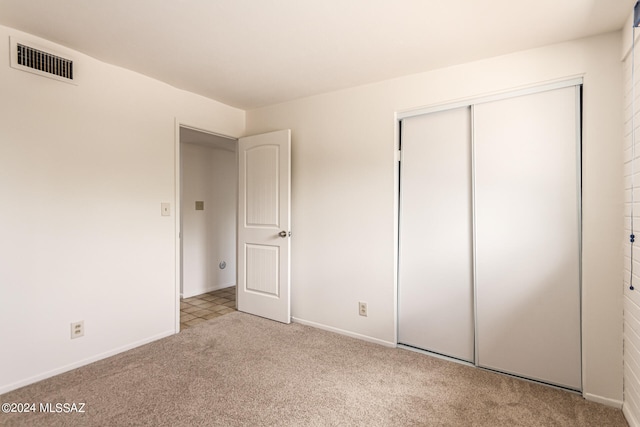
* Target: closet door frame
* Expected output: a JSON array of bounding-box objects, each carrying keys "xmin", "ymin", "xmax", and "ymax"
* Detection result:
[
  {"xmin": 397, "ymin": 78, "xmax": 583, "ymax": 121},
  {"xmin": 395, "ymin": 77, "xmax": 583, "ymax": 388}
]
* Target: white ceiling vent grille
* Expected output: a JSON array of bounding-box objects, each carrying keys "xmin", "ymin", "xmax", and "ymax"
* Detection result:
[{"xmin": 9, "ymin": 36, "xmax": 77, "ymax": 85}]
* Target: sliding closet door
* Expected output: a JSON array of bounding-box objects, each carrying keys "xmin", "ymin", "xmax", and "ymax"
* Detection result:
[
  {"xmin": 398, "ymin": 107, "xmax": 474, "ymax": 362},
  {"xmin": 474, "ymin": 86, "xmax": 581, "ymax": 390}
]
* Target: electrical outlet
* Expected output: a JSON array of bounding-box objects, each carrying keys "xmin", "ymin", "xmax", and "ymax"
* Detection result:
[
  {"xmin": 71, "ymin": 321, "xmax": 84, "ymax": 339},
  {"xmin": 359, "ymin": 302, "xmax": 367, "ymax": 317}
]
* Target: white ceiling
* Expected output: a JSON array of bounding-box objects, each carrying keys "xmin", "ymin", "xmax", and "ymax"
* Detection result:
[{"xmin": 0, "ymin": 0, "xmax": 633, "ymax": 110}]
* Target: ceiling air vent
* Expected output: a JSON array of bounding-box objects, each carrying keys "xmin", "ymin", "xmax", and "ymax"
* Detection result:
[{"xmin": 9, "ymin": 36, "xmax": 77, "ymax": 84}]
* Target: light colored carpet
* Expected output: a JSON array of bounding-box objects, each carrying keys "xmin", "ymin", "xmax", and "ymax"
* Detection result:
[{"xmin": 0, "ymin": 312, "xmax": 628, "ymax": 426}]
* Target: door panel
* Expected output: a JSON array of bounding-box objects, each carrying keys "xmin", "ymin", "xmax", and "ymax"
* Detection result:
[
  {"xmin": 398, "ymin": 107, "xmax": 474, "ymax": 362},
  {"xmin": 246, "ymin": 145, "xmax": 280, "ymax": 227},
  {"xmin": 474, "ymin": 87, "xmax": 581, "ymax": 390},
  {"xmin": 238, "ymin": 130, "xmax": 291, "ymax": 324},
  {"xmin": 245, "ymin": 244, "xmax": 280, "ymax": 296}
]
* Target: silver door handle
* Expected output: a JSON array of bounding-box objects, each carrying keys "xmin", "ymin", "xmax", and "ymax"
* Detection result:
[{"xmin": 279, "ymin": 231, "xmax": 291, "ymax": 238}]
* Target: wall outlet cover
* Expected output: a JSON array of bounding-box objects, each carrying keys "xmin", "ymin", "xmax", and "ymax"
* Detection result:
[
  {"xmin": 71, "ymin": 321, "xmax": 84, "ymax": 339},
  {"xmin": 359, "ymin": 302, "xmax": 367, "ymax": 317}
]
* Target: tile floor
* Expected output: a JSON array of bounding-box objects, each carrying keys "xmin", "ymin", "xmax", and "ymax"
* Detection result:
[{"xmin": 180, "ymin": 286, "xmax": 237, "ymax": 330}]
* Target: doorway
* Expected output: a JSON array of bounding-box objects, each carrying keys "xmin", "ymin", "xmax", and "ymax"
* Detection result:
[{"xmin": 178, "ymin": 125, "xmax": 238, "ymax": 330}]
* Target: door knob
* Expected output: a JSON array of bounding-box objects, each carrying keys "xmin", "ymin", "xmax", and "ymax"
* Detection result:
[{"xmin": 279, "ymin": 231, "xmax": 290, "ymax": 238}]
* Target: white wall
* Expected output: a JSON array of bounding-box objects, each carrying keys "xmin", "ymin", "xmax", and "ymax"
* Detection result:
[
  {"xmin": 622, "ymin": 9, "xmax": 640, "ymax": 427},
  {"xmin": 181, "ymin": 142, "xmax": 236, "ymax": 298},
  {"xmin": 0, "ymin": 25, "xmax": 244, "ymax": 394},
  {"xmin": 247, "ymin": 32, "xmax": 624, "ymax": 404}
]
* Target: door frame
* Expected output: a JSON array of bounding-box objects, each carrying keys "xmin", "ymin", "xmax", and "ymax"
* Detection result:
[
  {"xmin": 174, "ymin": 119, "xmax": 239, "ymax": 333},
  {"xmin": 394, "ymin": 76, "xmax": 584, "ymax": 384}
]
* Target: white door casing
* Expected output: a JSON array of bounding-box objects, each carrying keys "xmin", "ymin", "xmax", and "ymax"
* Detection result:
[
  {"xmin": 397, "ymin": 82, "xmax": 582, "ymax": 391},
  {"xmin": 237, "ymin": 129, "xmax": 291, "ymax": 324}
]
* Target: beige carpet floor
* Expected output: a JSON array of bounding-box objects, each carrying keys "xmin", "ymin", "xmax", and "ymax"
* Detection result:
[{"xmin": 0, "ymin": 312, "xmax": 629, "ymax": 426}]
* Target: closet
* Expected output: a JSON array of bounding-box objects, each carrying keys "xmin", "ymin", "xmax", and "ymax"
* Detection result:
[{"xmin": 398, "ymin": 82, "xmax": 582, "ymax": 391}]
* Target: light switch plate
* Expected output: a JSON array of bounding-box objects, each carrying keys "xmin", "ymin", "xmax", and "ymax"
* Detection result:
[
  {"xmin": 195, "ymin": 201, "xmax": 204, "ymax": 211},
  {"xmin": 161, "ymin": 203, "xmax": 171, "ymax": 216}
]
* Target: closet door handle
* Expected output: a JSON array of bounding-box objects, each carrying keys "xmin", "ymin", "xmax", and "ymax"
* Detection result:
[{"xmin": 279, "ymin": 231, "xmax": 288, "ymax": 238}]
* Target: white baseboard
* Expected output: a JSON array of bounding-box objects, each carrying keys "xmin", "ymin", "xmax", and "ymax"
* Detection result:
[
  {"xmin": 624, "ymin": 403, "xmax": 640, "ymax": 427},
  {"xmin": 583, "ymin": 392, "xmax": 623, "ymax": 409},
  {"xmin": 0, "ymin": 329, "xmax": 175, "ymax": 395},
  {"xmin": 291, "ymin": 317, "xmax": 395, "ymax": 348},
  {"xmin": 182, "ymin": 282, "xmax": 235, "ymax": 299}
]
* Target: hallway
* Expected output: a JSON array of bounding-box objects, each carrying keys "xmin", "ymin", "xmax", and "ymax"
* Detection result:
[{"xmin": 180, "ymin": 286, "xmax": 236, "ymax": 329}]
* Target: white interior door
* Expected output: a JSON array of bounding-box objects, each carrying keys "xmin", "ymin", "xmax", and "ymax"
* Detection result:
[
  {"xmin": 474, "ymin": 86, "xmax": 581, "ymax": 390},
  {"xmin": 237, "ymin": 129, "xmax": 291, "ymax": 324},
  {"xmin": 398, "ymin": 106, "xmax": 475, "ymax": 362}
]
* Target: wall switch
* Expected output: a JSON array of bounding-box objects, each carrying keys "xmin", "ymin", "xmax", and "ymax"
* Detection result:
[
  {"xmin": 71, "ymin": 321, "xmax": 84, "ymax": 339},
  {"xmin": 161, "ymin": 203, "xmax": 171, "ymax": 216},
  {"xmin": 195, "ymin": 201, "xmax": 204, "ymax": 210},
  {"xmin": 359, "ymin": 302, "xmax": 367, "ymax": 317}
]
